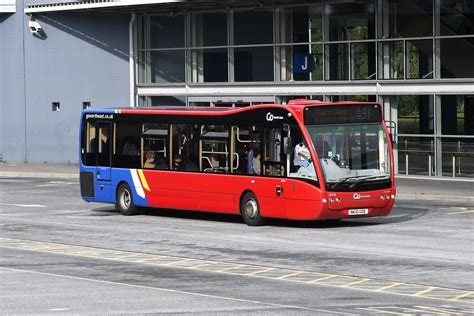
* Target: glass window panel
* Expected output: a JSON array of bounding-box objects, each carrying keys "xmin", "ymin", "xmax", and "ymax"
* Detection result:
[
  {"xmin": 191, "ymin": 49, "xmax": 228, "ymax": 83},
  {"xmin": 325, "ymin": 43, "xmax": 349, "ymax": 80},
  {"xmin": 398, "ymin": 136, "xmax": 435, "ymax": 176},
  {"xmin": 234, "ymin": 47, "xmax": 274, "ymax": 82},
  {"xmin": 440, "ymin": 37, "xmax": 474, "ymax": 78},
  {"xmin": 441, "ymin": 95, "xmax": 474, "ymax": 135},
  {"xmin": 149, "ymin": 96, "xmax": 186, "ymax": 107},
  {"xmin": 407, "ymin": 40, "xmax": 433, "ymax": 79},
  {"xmin": 234, "ymin": 10, "xmax": 273, "ymax": 45},
  {"xmin": 329, "ymin": 95, "xmax": 376, "ymax": 102},
  {"xmin": 380, "ymin": 0, "xmax": 433, "ymax": 38},
  {"xmin": 150, "ymin": 15, "xmax": 185, "ymax": 49},
  {"xmin": 325, "ymin": 0, "xmax": 375, "ymax": 41},
  {"xmin": 150, "ymin": 50, "xmax": 185, "ymax": 83},
  {"xmin": 440, "ymin": 0, "xmax": 474, "ymax": 36},
  {"xmin": 138, "ymin": 16, "xmax": 147, "ymax": 50},
  {"xmin": 190, "ymin": 12, "xmax": 227, "ymax": 47},
  {"xmin": 279, "ymin": 5, "xmax": 322, "ymax": 43},
  {"xmin": 378, "ymin": 41, "xmax": 404, "ymax": 79},
  {"xmin": 279, "ymin": 44, "xmax": 323, "ymax": 81},
  {"xmin": 351, "ymin": 42, "xmax": 376, "ymax": 80},
  {"xmin": 398, "ymin": 95, "xmax": 434, "ymax": 134},
  {"xmin": 441, "ymin": 138, "xmax": 474, "ymax": 178}
]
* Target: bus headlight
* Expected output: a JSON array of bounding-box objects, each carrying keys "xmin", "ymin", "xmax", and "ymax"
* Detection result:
[
  {"xmin": 335, "ymin": 197, "xmax": 341, "ymax": 203},
  {"xmin": 329, "ymin": 197, "xmax": 334, "ymax": 203},
  {"xmin": 380, "ymin": 195, "xmax": 385, "ymax": 200},
  {"xmin": 391, "ymin": 194, "xmax": 396, "ymax": 199},
  {"xmin": 322, "ymin": 198, "xmax": 328, "ymax": 204}
]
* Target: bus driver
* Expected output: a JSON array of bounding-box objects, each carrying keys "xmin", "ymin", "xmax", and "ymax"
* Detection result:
[{"xmin": 294, "ymin": 142, "xmax": 316, "ymax": 179}]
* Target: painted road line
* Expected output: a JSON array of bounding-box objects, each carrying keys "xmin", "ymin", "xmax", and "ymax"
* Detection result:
[
  {"xmin": 0, "ymin": 203, "xmax": 46, "ymax": 208},
  {"xmin": 340, "ymin": 278, "xmax": 371, "ymax": 288},
  {"xmin": 275, "ymin": 271, "xmax": 305, "ymax": 280},
  {"xmin": 447, "ymin": 210, "xmax": 474, "ymax": 215},
  {"xmin": 414, "ymin": 287, "xmax": 436, "ymax": 296},
  {"xmin": 0, "ymin": 237, "xmax": 472, "ymax": 304}
]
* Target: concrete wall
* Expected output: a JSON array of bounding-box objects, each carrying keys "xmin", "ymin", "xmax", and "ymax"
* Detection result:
[
  {"xmin": 0, "ymin": 0, "xmax": 26, "ymax": 162},
  {"xmin": 0, "ymin": 1, "xmax": 130, "ymax": 163}
]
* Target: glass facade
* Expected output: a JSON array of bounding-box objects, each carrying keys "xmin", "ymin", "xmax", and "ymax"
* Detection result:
[{"xmin": 135, "ymin": 0, "xmax": 474, "ymax": 178}]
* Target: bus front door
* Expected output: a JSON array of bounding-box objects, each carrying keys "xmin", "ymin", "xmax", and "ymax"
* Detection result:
[{"xmin": 94, "ymin": 122, "xmax": 113, "ymax": 202}]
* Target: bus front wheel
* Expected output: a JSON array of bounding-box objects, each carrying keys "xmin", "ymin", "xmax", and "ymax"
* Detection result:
[
  {"xmin": 240, "ymin": 192, "xmax": 266, "ymax": 226},
  {"xmin": 116, "ymin": 183, "xmax": 139, "ymax": 216}
]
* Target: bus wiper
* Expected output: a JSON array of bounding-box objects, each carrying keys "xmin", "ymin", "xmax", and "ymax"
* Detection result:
[
  {"xmin": 329, "ymin": 175, "xmax": 389, "ymax": 190},
  {"xmin": 329, "ymin": 176, "xmax": 366, "ymax": 190}
]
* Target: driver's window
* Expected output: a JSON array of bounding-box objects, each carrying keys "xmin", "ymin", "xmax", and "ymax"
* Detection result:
[{"xmin": 289, "ymin": 127, "xmax": 318, "ymax": 181}]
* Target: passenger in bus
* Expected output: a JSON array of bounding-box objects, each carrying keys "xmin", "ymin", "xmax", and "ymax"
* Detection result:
[
  {"xmin": 122, "ymin": 139, "xmax": 138, "ymax": 155},
  {"xmin": 210, "ymin": 154, "xmax": 220, "ymax": 169},
  {"xmin": 154, "ymin": 154, "xmax": 168, "ymax": 169},
  {"xmin": 185, "ymin": 154, "xmax": 199, "ymax": 171},
  {"xmin": 252, "ymin": 150, "xmax": 261, "ymax": 175},
  {"xmin": 143, "ymin": 151, "xmax": 155, "ymax": 169},
  {"xmin": 173, "ymin": 154, "xmax": 184, "ymax": 170}
]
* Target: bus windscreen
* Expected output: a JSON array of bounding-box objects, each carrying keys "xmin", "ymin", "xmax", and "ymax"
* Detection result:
[{"xmin": 304, "ymin": 104, "xmax": 382, "ymax": 125}]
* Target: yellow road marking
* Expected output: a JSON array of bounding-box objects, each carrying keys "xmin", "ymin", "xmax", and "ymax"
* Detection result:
[
  {"xmin": 275, "ymin": 271, "xmax": 304, "ymax": 280},
  {"xmin": 341, "ymin": 278, "xmax": 371, "ymax": 288},
  {"xmin": 447, "ymin": 210, "xmax": 474, "ymax": 215},
  {"xmin": 414, "ymin": 287, "xmax": 436, "ymax": 296},
  {"xmin": 377, "ymin": 282, "xmax": 403, "ymax": 291},
  {"xmin": 215, "ymin": 264, "xmax": 247, "ymax": 273},
  {"xmin": 245, "ymin": 268, "xmax": 275, "ymax": 276},
  {"xmin": 308, "ymin": 275, "xmax": 338, "ymax": 284},
  {"xmin": 453, "ymin": 291, "xmax": 473, "ymax": 301},
  {"xmin": 1, "ymin": 237, "xmax": 472, "ymax": 305}
]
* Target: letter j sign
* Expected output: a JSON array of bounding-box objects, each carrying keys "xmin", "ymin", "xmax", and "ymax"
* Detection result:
[{"xmin": 293, "ymin": 53, "xmax": 314, "ymax": 74}]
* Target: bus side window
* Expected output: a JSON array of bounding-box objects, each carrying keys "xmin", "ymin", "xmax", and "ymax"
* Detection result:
[
  {"xmin": 200, "ymin": 125, "xmax": 230, "ymax": 173},
  {"xmin": 113, "ymin": 122, "xmax": 141, "ymax": 169},
  {"xmin": 171, "ymin": 123, "xmax": 199, "ymax": 171},
  {"xmin": 84, "ymin": 120, "xmax": 97, "ymax": 166},
  {"xmin": 143, "ymin": 123, "xmax": 169, "ymax": 170},
  {"xmin": 233, "ymin": 126, "xmax": 262, "ymax": 175}
]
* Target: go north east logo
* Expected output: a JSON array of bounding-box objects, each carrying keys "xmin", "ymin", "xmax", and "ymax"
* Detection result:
[
  {"xmin": 353, "ymin": 193, "xmax": 371, "ymax": 200},
  {"xmin": 266, "ymin": 112, "xmax": 284, "ymax": 122}
]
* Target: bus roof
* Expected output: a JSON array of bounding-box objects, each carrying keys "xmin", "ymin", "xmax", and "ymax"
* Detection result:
[{"xmin": 82, "ymin": 100, "xmax": 380, "ymax": 117}]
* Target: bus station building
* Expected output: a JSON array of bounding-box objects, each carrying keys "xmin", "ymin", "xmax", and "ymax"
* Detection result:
[{"xmin": 0, "ymin": 0, "xmax": 473, "ymax": 178}]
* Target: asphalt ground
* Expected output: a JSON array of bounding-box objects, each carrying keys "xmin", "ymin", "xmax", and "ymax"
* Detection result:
[{"xmin": 0, "ymin": 176, "xmax": 473, "ymax": 315}]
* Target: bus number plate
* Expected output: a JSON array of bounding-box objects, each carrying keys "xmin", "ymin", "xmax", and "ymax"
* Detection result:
[{"xmin": 348, "ymin": 208, "xmax": 369, "ymax": 216}]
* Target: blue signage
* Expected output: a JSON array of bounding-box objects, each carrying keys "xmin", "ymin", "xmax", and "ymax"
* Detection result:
[{"xmin": 293, "ymin": 53, "xmax": 314, "ymax": 74}]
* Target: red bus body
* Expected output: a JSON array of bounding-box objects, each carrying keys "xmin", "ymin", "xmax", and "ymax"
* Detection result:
[{"xmin": 80, "ymin": 100, "xmax": 396, "ymax": 222}]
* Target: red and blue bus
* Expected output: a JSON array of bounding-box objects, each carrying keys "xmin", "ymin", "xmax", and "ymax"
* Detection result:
[{"xmin": 80, "ymin": 100, "xmax": 395, "ymax": 225}]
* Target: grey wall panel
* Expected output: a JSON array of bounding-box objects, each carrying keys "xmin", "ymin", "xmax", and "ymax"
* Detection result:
[
  {"xmin": 0, "ymin": 1, "xmax": 26, "ymax": 162},
  {"xmin": 23, "ymin": 13, "xmax": 130, "ymax": 163}
]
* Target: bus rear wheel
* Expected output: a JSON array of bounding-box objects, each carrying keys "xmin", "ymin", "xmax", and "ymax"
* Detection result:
[
  {"xmin": 116, "ymin": 183, "xmax": 139, "ymax": 216},
  {"xmin": 240, "ymin": 192, "xmax": 266, "ymax": 226}
]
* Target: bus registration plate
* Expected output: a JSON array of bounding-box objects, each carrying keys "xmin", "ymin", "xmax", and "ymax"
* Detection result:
[{"xmin": 348, "ymin": 208, "xmax": 369, "ymax": 216}]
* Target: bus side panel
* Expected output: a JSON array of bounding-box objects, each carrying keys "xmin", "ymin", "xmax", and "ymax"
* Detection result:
[
  {"xmin": 111, "ymin": 168, "xmax": 150, "ymax": 207},
  {"xmin": 141, "ymin": 171, "xmax": 234, "ymax": 213},
  {"xmin": 284, "ymin": 179, "xmax": 324, "ymax": 220},
  {"xmin": 137, "ymin": 170, "xmax": 287, "ymax": 218}
]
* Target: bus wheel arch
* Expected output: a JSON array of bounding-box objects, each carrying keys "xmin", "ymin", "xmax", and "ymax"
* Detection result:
[
  {"xmin": 239, "ymin": 190, "xmax": 266, "ymax": 226},
  {"xmin": 116, "ymin": 182, "xmax": 140, "ymax": 216}
]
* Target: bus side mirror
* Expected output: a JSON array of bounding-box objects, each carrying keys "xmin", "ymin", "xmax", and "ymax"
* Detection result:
[{"xmin": 283, "ymin": 137, "xmax": 292, "ymax": 155}]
